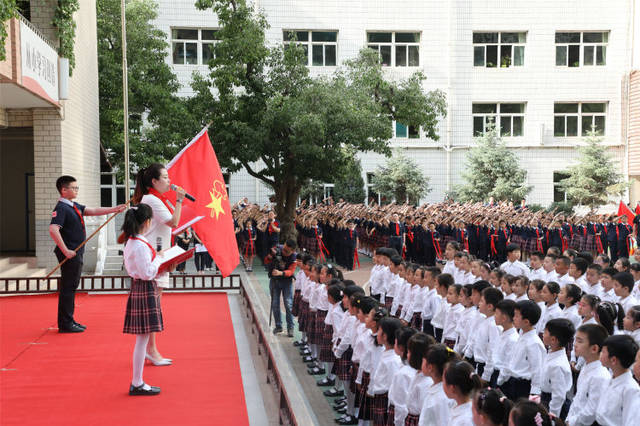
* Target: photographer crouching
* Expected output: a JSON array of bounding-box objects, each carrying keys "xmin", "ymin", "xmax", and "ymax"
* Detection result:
[{"xmin": 264, "ymin": 238, "xmax": 298, "ymax": 336}]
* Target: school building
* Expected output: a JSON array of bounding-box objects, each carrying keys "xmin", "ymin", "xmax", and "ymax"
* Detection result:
[
  {"xmin": 0, "ymin": 1, "xmax": 102, "ymax": 269},
  {"xmin": 152, "ymin": 0, "xmax": 638, "ymax": 207}
]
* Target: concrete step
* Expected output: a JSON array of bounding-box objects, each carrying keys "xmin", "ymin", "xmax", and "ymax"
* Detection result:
[
  {"xmin": 0, "ymin": 262, "xmax": 29, "ymax": 278},
  {"xmin": 0, "ymin": 258, "xmax": 11, "ymax": 269}
]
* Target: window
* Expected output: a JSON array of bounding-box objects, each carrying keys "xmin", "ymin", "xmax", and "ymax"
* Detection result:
[
  {"xmin": 366, "ymin": 173, "xmax": 380, "ymax": 205},
  {"xmin": 553, "ymin": 102, "xmax": 606, "ymax": 136},
  {"xmin": 553, "ymin": 172, "xmax": 570, "ymax": 202},
  {"xmin": 367, "ymin": 32, "xmax": 420, "ymax": 67},
  {"xmin": 394, "ymin": 121, "xmax": 419, "ymax": 139},
  {"xmin": 473, "ymin": 32, "xmax": 526, "ymax": 68},
  {"xmin": 555, "ymin": 32, "xmax": 608, "ymax": 67},
  {"xmin": 171, "ymin": 28, "xmax": 219, "ymax": 65},
  {"xmin": 472, "ymin": 103, "xmax": 525, "ymax": 137},
  {"xmin": 283, "ymin": 30, "xmax": 337, "ymax": 66}
]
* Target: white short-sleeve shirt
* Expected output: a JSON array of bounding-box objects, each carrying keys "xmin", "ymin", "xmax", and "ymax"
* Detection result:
[{"xmin": 141, "ymin": 193, "xmax": 174, "ymax": 288}]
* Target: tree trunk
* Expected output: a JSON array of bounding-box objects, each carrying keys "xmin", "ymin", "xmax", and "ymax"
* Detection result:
[{"xmin": 273, "ymin": 178, "xmax": 301, "ymax": 244}]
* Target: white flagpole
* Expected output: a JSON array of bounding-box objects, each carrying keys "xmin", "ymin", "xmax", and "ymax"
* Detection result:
[{"xmin": 121, "ymin": 0, "xmax": 130, "ymax": 197}]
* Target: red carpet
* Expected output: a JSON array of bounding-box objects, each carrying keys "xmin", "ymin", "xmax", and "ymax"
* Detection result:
[{"xmin": 1, "ymin": 292, "xmax": 249, "ymax": 426}]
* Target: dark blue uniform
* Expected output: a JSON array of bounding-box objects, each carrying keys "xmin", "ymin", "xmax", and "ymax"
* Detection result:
[{"xmin": 50, "ymin": 199, "xmax": 86, "ymax": 329}]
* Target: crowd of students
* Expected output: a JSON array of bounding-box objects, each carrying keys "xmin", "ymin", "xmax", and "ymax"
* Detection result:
[{"xmin": 287, "ymin": 241, "xmax": 640, "ymax": 426}]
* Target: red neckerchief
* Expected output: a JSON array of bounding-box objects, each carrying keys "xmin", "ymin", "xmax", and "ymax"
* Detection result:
[
  {"xmin": 407, "ymin": 226, "xmax": 414, "ymax": 243},
  {"xmin": 568, "ymin": 224, "xmax": 574, "ymax": 238},
  {"xmin": 593, "ymin": 224, "xmax": 604, "ymax": 254},
  {"xmin": 245, "ymin": 229, "xmax": 255, "ymax": 256},
  {"xmin": 431, "ymin": 231, "xmax": 442, "ymax": 259},
  {"xmin": 349, "ymin": 229, "xmax": 353, "ymax": 239},
  {"xmin": 269, "ymin": 220, "xmax": 278, "ymax": 234},
  {"xmin": 535, "ymin": 228, "xmax": 543, "ymax": 251},
  {"xmin": 395, "ymin": 223, "xmax": 400, "ymax": 236},
  {"xmin": 559, "ymin": 229, "xmax": 567, "ymax": 252},
  {"xmin": 148, "ymin": 188, "xmax": 175, "ymax": 214},
  {"xmin": 129, "ymin": 236, "xmax": 156, "ymax": 261},
  {"xmin": 72, "ymin": 204, "xmax": 85, "ymax": 228}
]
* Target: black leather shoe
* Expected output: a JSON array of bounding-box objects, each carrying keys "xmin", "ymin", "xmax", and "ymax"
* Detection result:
[
  {"xmin": 317, "ymin": 377, "xmax": 335, "ymax": 386},
  {"xmin": 332, "ymin": 400, "xmax": 347, "ymax": 409},
  {"xmin": 307, "ymin": 366, "xmax": 326, "ymax": 375},
  {"xmin": 273, "ymin": 326, "xmax": 283, "ymax": 334},
  {"xmin": 59, "ymin": 324, "xmax": 85, "ymax": 333},
  {"xmin": 287, "ymin": 329, "xmax": 294, "ymax": 337},
  {"xmin": 129, "ymin": 383, "xmax": 161, "ymax": 396},
  {"xmin": 300, "ymin": 349, "xmax": 312, "ymax": 356},
  {"xmin": 302, "ymin": 355, "xmax": 316, "ymax": 363},
  {"xmin": 293, "ymin": 340, "xmax": 305, "ymax": 347},
  {"xmin": 325, "ymin": 387, "xmax": 344, "ymax": 397},
  {"xmin": 336, "ymin": 415, "xmax": 358, "ymax": 425},
  {"xmin": 73, "ymin": 322, "xmax": 87, "ymax": 329},
  {"xmin": 335, "ymin": 407, "xmax": 347, "ymax": 414}
]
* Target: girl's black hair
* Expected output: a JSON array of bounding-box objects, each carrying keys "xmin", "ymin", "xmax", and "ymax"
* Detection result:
[
  {"xmin": 312, "ymin": 264, "xmax": 323, "ymax": 274},
  {"xmin": 379, "ymin": 317, "xmax": 403, "ymax": 346},
  {"xmin": 544, "ymin": 281, "xmax": 560, "ymax": 295},
  {"xmin": 510, "ymin": 400, "xmax": 566, "ymax": 426},
  {"xmin": 424, "ymin": 343, "xmax": 458, "ymax": 377},
  {"xmin": 327, "ymin": 284, "xmax": 342, "ymax": 303},
  {"xmin": 407, "ymin": 333, "xmax": 435, "ymax": 370},
  {"xmin": 628, "ymin": 305, "xmax": 640, "ymax": 323},
  {"xmin": 595, "ymin": 301, "xmax": 624, "ymax": 336},
  {"xmin": 450, "ymin": 284, "xmax": 463, "ymax": 295},
  {"xmin": 563, "ymin": 283, "xmax": 582, "ymax": 306},
  {"xmin": 395, "ymin": 327, "xmax": 417, "ymax": 361},
  {"xmin": 462, "ymin": 284, "xmax": 473, "ymax": 298},
  {"xmin": 473, "ymin": 388, "xmax": 513, "ymax": 426},
  {"xmin": 343, "ymin": 284, "xmax": 364, "ymax": 298},
  {"xmin": 617, "ymin": 257, "xmax": 631, "ymax": 271},
  {"xmin": 132, "ymin": 163, "xmax": 165, "ymax": 203},
  {"xmin": 323, "ymin": 264, "xmax": 343, "ymax": 281},
  {"xmin": 121, "ymin": 204, "xmax": 153, "ymax": 240},
  {"xmin": 580, "ymin": 294, "xmax": 600, "ymax": 311},
  {"xmin": 443, "ymin": 360, "xmax": 482, "ymax": 397}
]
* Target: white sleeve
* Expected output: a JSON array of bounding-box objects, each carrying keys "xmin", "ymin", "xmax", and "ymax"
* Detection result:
[
  {"xmin": 548, "ymin": 365, "xmax": 569, "ymax": 417},
  {"xmin": 143, "ymin": 194, "xmax": 173, "ymax": 225},
  {"xmin": 529, "ymin": 342, "xmax": 545, "ymax": 395},
  {"xmin": 622, "ymin": 385, "xmax": 640, "ymax": 426},
  {"xmin": 482, "ymin": 325, "xmax": 500, "ymax": 381}
]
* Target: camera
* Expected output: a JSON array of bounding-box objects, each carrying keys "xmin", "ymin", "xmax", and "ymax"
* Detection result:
[{"xmin": 270, "ymin": 247, "xmax": 286, "ymax": 275}]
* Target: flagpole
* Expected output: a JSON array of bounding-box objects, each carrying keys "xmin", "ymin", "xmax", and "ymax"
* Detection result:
[{"xmin": 121, "ymin": 0, "xmax": 131, "ymax": 198}]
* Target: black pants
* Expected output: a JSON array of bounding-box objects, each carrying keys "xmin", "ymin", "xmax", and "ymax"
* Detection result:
[
  {"xmin": 57, "ymin": 254, "xmax": 83, "ymax": 328},
  {"xmin": 389, "ymin": 236, "xmax": 403, "ymax": 256},
  {"xmin": 195, "ymin": 252, "xmax": 207, "ymax": 271},
  {"xmin": 501, "ymin": 377, "xmax": 531, "ymax": 402}
]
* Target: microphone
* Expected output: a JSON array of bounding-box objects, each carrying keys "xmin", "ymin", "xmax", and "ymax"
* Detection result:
[
  {"xmin": 156, "ymin": 237, "xmax": 162, "ymax": 252},
  {"xmin": 170, "ymin": 184, "xmax": 196, "ymax": 202}
]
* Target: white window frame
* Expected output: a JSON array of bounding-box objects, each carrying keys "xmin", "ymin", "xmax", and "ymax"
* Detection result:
[
  {"xmin": 367, "ymin": 32, "xmax": 421, "ymax": 67},
  {"xmin": 283, "ymin": 30, "xmax": 338, "ymax": 67},
  {"xmin": 171, "ymin": 28, "xmax": 219, "ymax": 65},
  {"xmin": 473, "ymin": 32, "xmax": 526, "ymax": 68},
  {"xmin": 472, "ymin": 103, "xmax": 525, "ymax": 137},
  {"xmin": 555, "ymin": 31, "xmax": 608, "ymax": 67},
  {"xmin": 553, "ymin": 102, "xmax": 607, "ymax": 137}
]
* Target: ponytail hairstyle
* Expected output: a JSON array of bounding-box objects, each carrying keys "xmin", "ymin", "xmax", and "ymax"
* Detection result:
[
  {"xmin": 378, "ymin": 317, "xmax": 403, "ymax": 347},
  {"xmin": 132, "ymin": 163, "xmax": 165, "ymax": 204},
  {"xmin": 443, "ymin": 360, "xmax": 482, "ymax": 397},
  {"xmin": 407, "ymin": 333, "xmax": 435, "ymax": 370},
  {"xmin": 120, "ymin": 204, "xmax": 153, "ymax": 241},
  {"xmin": 473, "ymin": 388, "xmax": 513, "ymax": 426},
  {"xmin": 425, "ymin": 343, "xmax": 459, "ymax": 377},
  {"xmin": 395, "ymin": 327, "xmax": 418, "ymax": 361},
  {"xmin": 509, "ymin": 400, "xmax": 566, "ymax": 426},
  {"xmin": 596, "ymin": 301, "xmax": 618, "ymax": 335},
  {"xmin": 323, "ymin": 264, "xmax": 343, "ymax": 281}
]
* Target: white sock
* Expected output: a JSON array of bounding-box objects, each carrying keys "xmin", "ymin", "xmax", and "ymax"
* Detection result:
[
  {"xmin": 132, "ymin": 334, "xmax": 151, "ymax": 389},
  {"xmin": 326, "ymin": 362, "xmax": 335, "ymax": 379},
  {"xmin": 346, "ymin": 388, "xmax": 356, "ymax": 415}
]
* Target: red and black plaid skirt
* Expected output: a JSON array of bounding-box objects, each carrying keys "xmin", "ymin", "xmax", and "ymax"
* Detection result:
[
  {"xmin": 386, "ymin": 404, "xmax": 396, "ymax": 426},
  {"xmin": 410, "ymin": 312, "xmax": 422, "ymax": 330},
  {"xmin": 311, "ymin": 309, "xmax": 327, "ymax": 345},
  {"xmin": 404, "ymin": 413, "xmax": 420, "ymax": 426},
  {"xmin": 298, "ymin": 300, "xmax": 309, "ymax": 332},
  {"xmin": 524, "ymin": 237, "xmax": 540, "ymax": 253},
  {"xmin": 123, "ymin": 279, "xmax": 164, "ymax": 335},
  {"xmin": 350, "ymin": 362, "xmax": 360, "ymax": 398},
  {"xmin": 336, "ymin": 347, "xmax": 353, "ymax": 381},
  {"xmin": 357, "ymin": 372, "xmax": 372, "ymax": 420},
  {"xmin": 371, "ymin": 392, "xmax": 389, "ymax": 425},
  {"xmin": 319, "ymin": 323, "xmax": 335, "ymax": 362},
  {"xmin": 292, "ymin": 289, "xmax": 302, "ymax": 317},
  {"xmin": 570, "ymin": 234, "xmax": 584, "ymax": 251},
  {"xmin": 585, "ymin": 235, "xmax": 598, "ymax": 252},
  {"xmin": 307, "ymin": 310, "xmax": 318, "ymax": 341}
]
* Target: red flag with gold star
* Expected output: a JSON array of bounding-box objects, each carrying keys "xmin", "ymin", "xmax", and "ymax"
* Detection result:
[{"xmin": 165, "ymin": 128, "xmax": 239, "ymax": 276}]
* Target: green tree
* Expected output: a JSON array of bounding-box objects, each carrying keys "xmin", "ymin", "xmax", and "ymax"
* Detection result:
[
  {"xmin": 456, "ymin": 125, "xmax": 532, "ymax": 202},
  {"xmin": 333, "ymin": 153, "xmax": 366, "ymax": 203},
  {"xmin": 299, "ymin": 180, "xmax": 324, "ymax": 204},
  {"xmin": 191, "ymin": 0, "xmax": 446, "ymax": 240},
  {"xmin": 0, "ymin": 1, "xmax": 17, "ymax": 61},
  {"xmin": 371, "ymin": 149, "xmax": 431, "ymax": 204},
  {"xmin": 98, "ymin": 0, "xmax": 198, "ymax": 174},
  {"xmin": 559, "ymin": 129, "xmax": 625, "ymax": 208}
]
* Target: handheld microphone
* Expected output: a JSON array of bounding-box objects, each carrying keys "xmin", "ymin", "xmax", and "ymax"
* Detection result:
[
  {"xmin": 156, "ymin": 237, "xmax": 163, "ymax": 252},
  {"xmin": 170, "ymin": 184, "xmax": 196, "ymax": 202}
]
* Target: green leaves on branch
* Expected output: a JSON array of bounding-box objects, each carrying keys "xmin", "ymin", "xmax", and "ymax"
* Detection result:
[
  {"xmin": 455, "ymin": 125, "xmax": 532, "ymax": 203},
  {"xmin": 371, "ymin": 149, "xmax": 431, "ymax": 205},
  {"xmin": 0, "ymin": 0, "xmax": 17, "ymax": 61},
  {"xmin": 558, "ymin": 128, "xmax": 626, "ymax": 209},
  {"xmin": 53, "ymin": 0, "xmax": 79, "ymax": 73}
]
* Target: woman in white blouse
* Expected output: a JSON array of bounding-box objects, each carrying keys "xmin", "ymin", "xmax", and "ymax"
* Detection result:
[{"xmin": 132, "ymin": 163, "xmax": 185, "ymax": 365}]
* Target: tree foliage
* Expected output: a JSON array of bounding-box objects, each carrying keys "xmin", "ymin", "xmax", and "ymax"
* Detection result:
[
  {"xmin": 97, "ymin": 0, "xmax": 198, "ymax": 175},
  {"xmin": 0, "ymin": 0, "xmax": 16, "ymax": 61},
  {"xmin": 192, "ymin": 0, "xmax": 446, "ymax": 239},
  {"xmin": 333, "ymin": 154, "xmax": 366, "ymax": 203},
  {"xmin": 559, "ymin": 129, "xmax": 625, "ymax": 208},
  {"xmin": 456, "ymin": 126, "xmax": 532, "ymax": 203},
  {"xmin": 371, "ymin": 149, "xmax": 431, "ymax": 204}
]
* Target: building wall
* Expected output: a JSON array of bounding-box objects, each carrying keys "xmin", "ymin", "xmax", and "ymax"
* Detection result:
[
  {"xmin": 32, "ymin": 0, "xmax": 101, "ymax": 267},
  {"xmin": 153, "ymin": 0, "xmax": 632, "ymax": 207}
]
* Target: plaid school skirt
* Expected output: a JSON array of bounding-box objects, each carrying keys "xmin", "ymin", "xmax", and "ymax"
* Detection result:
[
  {"xmin": 357, "ymin": 372, "xmax": 372, "ymax": 420},
  {"xmin": 525, "ymin": 237, "xmax": 541, "ymax": 253},
  {"xmin": 585, "ymin": 235, "xmax": 598, "ymax": 252},
  {"xmin": 336, "ymin": 347, "xmax": 353, "ymax": 381},
  {"xmin": 386, "ymin": 404, "xmax": 396, "ymax": 426},
  {"xmin": 311, "ymin": 309, "xmax": 328, "ymax": 345},
  {"xmin": 319, "ymin": 324, "xmax": 335, "ymax": 362},
  {"xmin": 570, "ymin": 234, "xmax": 584, "ymax": 250},
  {"xmin": 371, "ymin": 392, "xmax": 389, "ymax": 425},
  {"xmin": 307, "ymin": 310, "xmax": 318, "ymax": 342},
  {"xmin": 404, "ymin": 413, "xmax": 420, "ymax": 426},
  {"xmin": 511, "ymin": 234, "xmax": 523, "ymax": 250},
  {"xmin": 123, "ymin": 279, "xmax": 164, "ymax": 335},
  {"xmin": 298, "ymin": 300, "xmax": 309, "ymax": 332},
  {"xmin": 350, "ymin": 362, "xmax": 360, "ymax": 398},
  {"xmin": 410, "ymin": 312, "xmax": 422, "ymax": 330},
  {"xmin": 292, "ymin": 289, "xmax": 302, "ymax": 317}
]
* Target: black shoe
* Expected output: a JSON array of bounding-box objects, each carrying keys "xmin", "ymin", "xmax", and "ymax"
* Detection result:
[
  {"xmin": 129, "ymin": 383, "xmax": 161, "ymax": 396},
  {"xmin": 287, "ymin": 329, "xmax": 294, "ymax": 337},
  {"xmin": 332, "ymin": 400, "xmax": 347, "ymax": 409},
  {"xmin": 73, "ymin": 322, "xmax": 87, "ymax": 329},
  {"xmin": 336, "ymin": 415, "xmax": 358, "ymax": 425},
  {"xmin": 300, "ymin": 348, "xmax": 312, "ymax": 356},
  {"xmin": 273, "ymin": 326, "xmax": 283, "ymax": 334},
  {"xmin": 306, "ymin": 361, "xmax": 319, "ymax": 368},
  {"xmin": 333, "ymin": 395, "xmax": 347, "ymax": 403},
  {"xmin": 325, "ymin": 387, "xmax": 344, "ymax": 397},
  {"xmin": 293, "ymin": 340, "xmax": 305, "ymax": 347},
  {"xmin": 302, "ymin": 355, "xmax": 316, "ymax": 363},
  {"xmin": 317, "ymin": 377, "xmax": 335, "ymax": 387},
  {"xmin": 335, "ymin": 407, "xmax": 347, "ymax": 414},
  {"xmin": 59, "ymin": 324, "xmax": 85, "ymax": 333},
  {"xmin": 307, "ymin": 366, "xmax": 325, "ymax": 375}
]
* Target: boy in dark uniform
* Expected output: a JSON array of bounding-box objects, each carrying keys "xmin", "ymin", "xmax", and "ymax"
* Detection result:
[
  {"xmin": 388, "ymin": 213, "xmax": 404, "ymax": 256},
  {"xmin": 49, "ymin": 175, "xmax": 125, "ymax": 333},
  {"xmin": 345, "ymin": 220, "xmax": 358, "ymax": 270},
  {"xmin": 617, "ymin": 215, "xmax": 633, "ymax": 259}
]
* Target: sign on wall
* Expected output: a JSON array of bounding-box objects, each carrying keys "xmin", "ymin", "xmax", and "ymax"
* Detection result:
[{"xmin": 20, "ymin": 20, "xmax": 59, "ymax": 105}]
